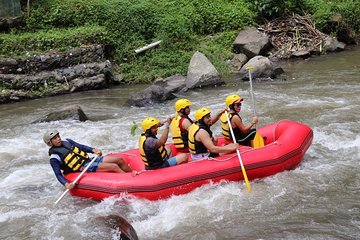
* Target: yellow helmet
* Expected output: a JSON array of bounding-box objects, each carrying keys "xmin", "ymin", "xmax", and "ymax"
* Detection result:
[
  {"xmin": 195, "ymin": 108, "xmax": 211, "ymax": 121},
  {"xmin": 225, "ymin": 94, "xmax": 243, "ymax": 107},
  {"xmin": 141, "ymin": 117, "xmax": 160, "ymax": 132},
  {"xmin": 175, "ymin": 99, "xmax": 192, "ymax": 112}
]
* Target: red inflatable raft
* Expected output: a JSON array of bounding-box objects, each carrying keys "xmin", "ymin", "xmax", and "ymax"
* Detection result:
[{"xmin": 65, "ymin": 120, "xmax": 313, "ymax": 201}]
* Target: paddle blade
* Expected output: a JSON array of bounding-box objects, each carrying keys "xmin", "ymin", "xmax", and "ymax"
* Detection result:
[
  {"xmin": 241, "ymin": 166, "xmax": 251, "ymax": 192},
  {"xmin": 253, "ymin": 131, "xmax": 265, "ymax": 148},
  {"xmin": 105, "ymin": 215, "xmax": 138, "ymax": 240}
]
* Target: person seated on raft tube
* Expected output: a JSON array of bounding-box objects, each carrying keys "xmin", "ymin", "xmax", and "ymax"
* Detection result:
[
  {"xmin": 44, "ymin": 130, "xmax": 132, "ymax": 190},
  {"xmin": 220, "ymin": 94, "xmax": 259, "ymax": 147},
  {"xmin": 188, "ymin": 108, "xmax": 238, "ymax": 161},
  {"xmin": 170, "ymin": 98, "xmax": 193, "ymax": 153},
  {"xmin": 139, "ymin": 117, "xmax": 188, "ymax": 170}
]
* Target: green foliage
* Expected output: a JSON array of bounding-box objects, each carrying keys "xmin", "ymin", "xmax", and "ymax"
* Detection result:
[
  {"xmin": 0, "ymin": 25, "xmax": 107, "ymax": 57},
  {"xmin": 304, "ymin": 0, "xmax": 360, "ymax": 36},
  {"xmin": 191, "ymin": 0, "xmax": 255, "ymax": 34},
  {"xmin": 251, "ymin": 0, "xmax": 311, "ymax": 19},
  {"xmin": 130, "ymin": 121, "xmax": 138, "ymax": 136},
  {"xmin": 252, "ymin": 0, "xmax": 286, "ymax": 19},
  {"xmin": 2, "ymin": 0, "xmax": 359, "ymax": 84},
  {"xmin": 120, "ymin": 49, "xmax": 193, "ymax": 84}
]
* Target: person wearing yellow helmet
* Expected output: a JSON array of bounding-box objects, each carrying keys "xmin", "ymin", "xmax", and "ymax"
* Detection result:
[
  {"xmin": 43, "ymin": 130, "xmax": 132, "ymax": 190},
  {"xmin": 220, "ymin": 94, "xmax": 259, "ymax": 147},
  {"xmin": 188, "ymin": 108, "xmax": 238, "ymax": 161},
  {"xmin": 170, "ymin": 99, "xmax": 194, "ymax": 153},
  {"xmin": 139, "ymin": 116, "xmax": 188, "ymax": 170}
]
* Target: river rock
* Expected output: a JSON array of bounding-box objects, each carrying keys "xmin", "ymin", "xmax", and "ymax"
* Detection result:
[
  {"xmin": 32, "ymin": 104, "xmax": 88, "ymax": 123},
  {"xmin": 0, "ymin": 45, "xmax": 105, "ymax": 74},
  {"xmin": 233, "ymin": 27, "xmax": 272, "ymax": 58},
  {"xmin": 125, "ymin": 85, "xmax": 175, "ymax": 107},
  {"xmin": 70, "ymin": 74, "xmax": 106, "ymax": 92},
  {"xmin": 154, "ymin": 75, "xmax": 186, "ymax": 93},
  {"xmin": 240, "ymin": 56, "xmax": 284, "ymax": 80},
  {"xmin": 185, "ymin": 51, "xmax": 224, "ymax": 89},
  {"xmin": 230, "ymin": 53, "xmax": 248, "ymax": 72},
  {"xmin": 0, "ymin": 61, "xmax": 116, "ymax": 103},
  {"xmin": 323, "ymin": 36, "xmax": 346, "ymax": 52},
  {"xmin": 0, "ymin": 89, "xmax": 32, "ymax": 103}
]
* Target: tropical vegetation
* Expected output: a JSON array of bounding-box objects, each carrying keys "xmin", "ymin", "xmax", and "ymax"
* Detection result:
[{"xmin": 1, "ymin": 0, "xmax": 359, "ymax": 83}]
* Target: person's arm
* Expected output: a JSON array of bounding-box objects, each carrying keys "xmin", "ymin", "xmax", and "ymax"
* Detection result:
[
  {"xmin": 232, "ymin": 115, "xmax": 258, "ymax": 133},
  {"xmin": 211, "ymin": 107, "xmax": 227, "ymax": 125},
  {"xmin": 49, "ymin": 157, "xmax": 67, "ymax": 186},
  {"xmin": 197, "ymin": 130, "xmax": 237, "ymax": 154},
  {"xmin": 156, "ymin": 117, "xmax": 173, "ymax": 147},
  {"xmin": 181, "ymin": 118, "xmax": 192, "ymax": 131}
]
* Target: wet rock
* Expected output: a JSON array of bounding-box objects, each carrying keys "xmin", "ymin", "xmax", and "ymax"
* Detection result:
[
  {"xmin": 70, "ymin": 74, "xmax": 106, "ymax": 92},
  {"xmin": 291, "ymin": 50, "xmax": 311, "ymax": 59},
  {"xmin": 0, "ymin": 89, "xmax": 32, "ymax": 103},
  {"xmin": 154, "ymin": 74, "xmax": 186, "ymax": 93},
  {"xmin": 33, "ymin": 104, "xmax": 88, "ymax": 123},
  {"xmin": 125, "ymin": 85, "xmax": 175, "ymax": 107},
  {"xmin": 240, "ymin": 56, "xmax": 284, "ymax": 80},
  {"xmin": 323, "ymin": 36, "xmax": 346, "ymax": 52}
]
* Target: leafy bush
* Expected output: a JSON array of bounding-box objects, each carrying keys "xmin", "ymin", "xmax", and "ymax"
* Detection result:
[
  {"xmin": 304, "ymin": 0, "xmax": 360, "ymax": 36},
  {"xmin": 3, "ymin": 0, "xmax": 359, "ymax": 84},
  {"xmin": 251, "ymin": 0, "xmax": 312, "ymax": 20},
  {"xmin": 0, "ymin": 25, "xmax": 107, "ymax": 57},
  {"xmin": 191, "ymin": 0, "xmax": 254, "ymax": 34}
]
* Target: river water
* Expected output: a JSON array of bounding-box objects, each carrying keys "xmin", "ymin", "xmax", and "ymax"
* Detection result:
[{"xmin": 1, "ymin": 47, "xmax": 359, "ymax": 240}]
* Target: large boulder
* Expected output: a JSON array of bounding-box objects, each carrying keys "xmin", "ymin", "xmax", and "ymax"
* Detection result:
[
  {"xmin": 323, "ymin": 36, "xmax": 346, "ymax": 52},
  {"xmin": 154, "ymin": 74, "xmax": 186, "ymax": 93},
  {"xmin": 33, "ymin": 104, "xmax": 88, "ymax": 123},
  {"xmin": 233, "ymin": 27, "xmax": 272, "ymax": 59},
  {"xmin": 185, "ymin": 51, "xmax": 224, "ymax": 89},
  {"xmin": 240, "ymin": 56, "xmax": 284, "ymax": 81},
  {"xmin": 230, "ymin": 53, "xmax": 248, "ymax": 72},
  {"xmin": 125, "ymin": 85, "xmax": 175, "ymax": 107}
]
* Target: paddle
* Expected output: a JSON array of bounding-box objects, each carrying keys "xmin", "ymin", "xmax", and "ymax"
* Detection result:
[
  {"xmin": 54, "ymin": 155, "xmax": 99, "ymax": 205},
  {"xmin": 225, "ymin": 110, "xmax": 251, "ymax": 192},
  {"xmin": 246, "ymin": 67, "xmax": 265, "ymax": 148},
  {"xmin": 106, "ymin": 215, "xmax": 139, "ymax": 240}
]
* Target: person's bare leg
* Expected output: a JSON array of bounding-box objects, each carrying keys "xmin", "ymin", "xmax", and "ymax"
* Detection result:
[
  {"xmin": 175, "ymin": 153, "xmax": 188, "ymax": 165},
  {"xmin": 97, "ymin": 162, "xmax": 123, "ymax": 172},
  {"xmin": 103, "ymin": 156, "xmax": 132, "ymax": 172}
]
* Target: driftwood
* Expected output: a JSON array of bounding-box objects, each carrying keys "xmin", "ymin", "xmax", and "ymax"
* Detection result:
[{"xmin": 260, "ymin": 14, "xmax": 326, "ymax": 58}]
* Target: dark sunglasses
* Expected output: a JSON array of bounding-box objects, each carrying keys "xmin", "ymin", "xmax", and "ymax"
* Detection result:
[{"xmin": 234, "ymin": 102, "xmax": 242, "ymax": 107}]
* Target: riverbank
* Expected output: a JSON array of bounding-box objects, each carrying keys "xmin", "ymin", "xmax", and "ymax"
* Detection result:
[{"xmin": 1, "ymin": 0, "xmax": 359, "ymax": 104}]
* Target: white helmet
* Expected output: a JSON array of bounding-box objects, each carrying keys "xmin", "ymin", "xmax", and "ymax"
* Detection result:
[{"xmin": 43, "ymin": 130, "xmax": 59, "ymax": 147}]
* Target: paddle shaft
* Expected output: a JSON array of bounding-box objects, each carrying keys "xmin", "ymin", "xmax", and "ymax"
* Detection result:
[
  {"xmin": 225, "ymin": 111, "xmax": 251, "ymax": 192},
  {"xmin": 248, "ymin": 68, "xmax": 258, "ymax": 130},
  {"xmin": 54, "ymin": 155, "xmax": 99, "ymax": 205}
]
